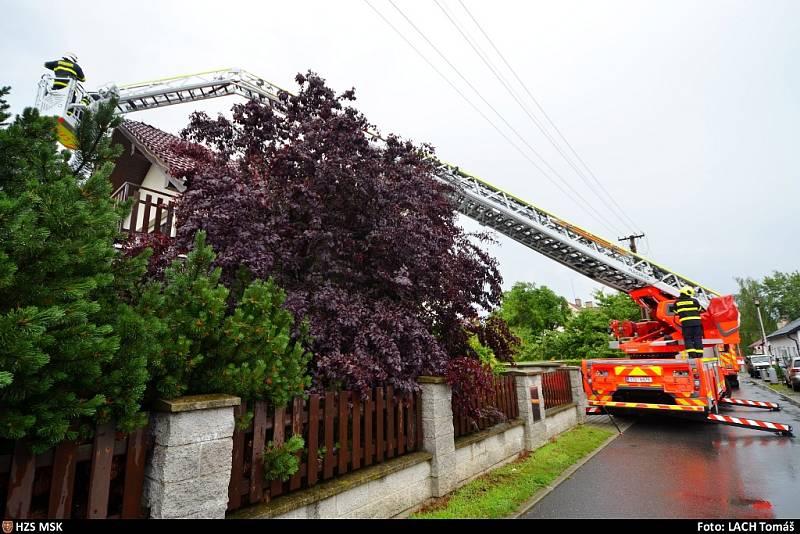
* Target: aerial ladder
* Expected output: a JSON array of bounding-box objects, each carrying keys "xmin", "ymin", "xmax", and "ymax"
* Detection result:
[{"xmin": 34, "ymin": 68, "xmax": 792, "ymax": 436}]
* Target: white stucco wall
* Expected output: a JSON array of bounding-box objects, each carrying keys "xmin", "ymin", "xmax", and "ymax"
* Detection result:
[
  {"xmin": 453, "ymin": 424, "xmax": 524, "ymax": 487},
  {"xmin": 140, "ymin": 165, "xmax": 178, "ymax": 199},
  {"xmin": 545, "ymin": 405, "xmax": 579, "ymax": 440},
  {"xmin": 273, "ymin": 459, "xmax": 433, "ymax": 519},
  {"xmin": 270, "ymin": 424, "xmax": 527, "ymax": 520}
]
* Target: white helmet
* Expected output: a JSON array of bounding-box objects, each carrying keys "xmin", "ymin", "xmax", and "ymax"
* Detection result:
[{"xmin": 64, "ymin": 52, "xmax": 78, "ymax": 63}]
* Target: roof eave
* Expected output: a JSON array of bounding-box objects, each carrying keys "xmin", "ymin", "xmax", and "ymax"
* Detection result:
[{"xmin": 117, "ymin": 123, "xmax": 187, "ymax": 193}]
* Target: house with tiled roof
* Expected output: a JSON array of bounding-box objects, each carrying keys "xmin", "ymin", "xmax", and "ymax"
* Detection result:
[
  {"xmin": 109, "ymin": 120, "xmax": 200, "ymax": 236},
  {"xmin": 765, "ymin": 317, "xmax": 800, "ymax": 366}
]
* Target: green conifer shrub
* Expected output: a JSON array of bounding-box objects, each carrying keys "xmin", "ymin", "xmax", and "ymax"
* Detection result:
[{"xmin": 0, "ymin": 88, "xmax": 154, "ymax": 450}]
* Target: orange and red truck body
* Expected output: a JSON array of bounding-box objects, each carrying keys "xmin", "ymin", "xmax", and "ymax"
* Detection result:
[
  {"xmin": 584, "ymin": 286, "xmax": 741, "ymax": 414},
  {"xmin": 583, "ymin": 357, "xmax": 727, "ymax": 414}
]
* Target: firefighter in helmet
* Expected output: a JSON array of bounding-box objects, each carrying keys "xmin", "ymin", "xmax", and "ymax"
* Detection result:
[
  {"xmin": 675, "ymin": 286, "xmax": 704, "ymax": 358},
  {"xmin": 44, "ymin": 53, "xmax": 86, "ymax": 90},
  {"xmin": 44, "ymin": 53, "xmax": 90, "ymax": 117}
]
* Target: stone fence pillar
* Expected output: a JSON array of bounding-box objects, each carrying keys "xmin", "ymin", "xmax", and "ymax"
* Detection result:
[
  {"xmin": 143, "ymin": 394, "xmax": 241, "ymax": 519},
  {"xmin": 504, "ymin": 369, "xmax": 547, "ymax": 451},
  {"xmin": 566, "ymin": 367, "xmax": 588, "ymax": 424},
  {"xmin": 418, "ymin": 376, "xmax": 457, "ymax": 497}
]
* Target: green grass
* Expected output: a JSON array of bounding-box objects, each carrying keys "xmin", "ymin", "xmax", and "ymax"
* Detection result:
[
  {"xmin": 411, "ymin": 425, "xmax": 614, "ymax": 519},
  {"xmin": 768, "ymin": 382, "xmax": 797, "ymax": 395}
]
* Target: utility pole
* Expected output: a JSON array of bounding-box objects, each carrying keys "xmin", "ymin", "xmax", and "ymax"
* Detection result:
[{"xmin": 618, "ymin": 233, "xmax": 645, "ymax": 253}]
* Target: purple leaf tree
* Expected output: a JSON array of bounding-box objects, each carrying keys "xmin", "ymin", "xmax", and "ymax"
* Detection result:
[{"xmin": 170, "ymin": 72, "xmax": 502, "ymax": 394}]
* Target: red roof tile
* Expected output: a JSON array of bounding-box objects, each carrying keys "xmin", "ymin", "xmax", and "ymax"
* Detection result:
[{"xmin": 119, "ymin": 120, "xmax": 201, "ymax": 175}]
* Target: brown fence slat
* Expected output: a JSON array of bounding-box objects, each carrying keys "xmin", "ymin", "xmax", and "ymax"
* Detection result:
[
  {"xmin": 555, "ymin": 373, "xmax": 561, "ymax": 406},
  {"xmin": 504, "ymin": 376, "xmax": 511, "ymax": 419},
  {"xmin": 48, "ymin": 439, "xmax": 78, "ymax": 519},
  {"xmin": 406, "ymin": 396, "xmax": 414, "ymax": 450},
  {"xmin": 121, "ymin": 425, "xmax": 148, "ymax": 519},
  {"xmin": 128, "ymin": 192, "xmax": 140, "ymax": 233},
  {"xmin": 477, "ymin": 392, "xmax": 485, "ymax": 430},
  {"xmin": 493, "ymin": 380, "xmax": 498, "ymax": 421},
  {"xmin": 165, "ymin": 202, "xmax": 175, "ymax": 237},
  {"xmin": 545, "ymin": 372, "xmax": 552, "ymax": 407},
  {"xmin": 153, "ymin": 198, "xmax": 164, "ymax": 235},
  {"xmin": 87, "ymin": 422, "xmax": 115, "ymax": 519},
  {"xmin": 338, "ymin": 391, "xmax": 349, "ymax": 475},
  {"xmin": 141, "ymin": 194, "xmax": 153, "ymax": 234},
  {"xmin": 496, "ymin": 377, "xmax": 503, "ymax": 419},
  {"xmin": 352, "ymin": 395, "xmax": 361, "ymax": 470},
  {"xmin": 323, "ymin": 392, "xmax": 335, "ymax": 479},
  {"xmin": 543, "ymin": 373, "xmax": 550, "ymax": 408},
  {"xmin": 510, "ymin": 376, "xmax": 517, "ymax": 419},
  {"xmin": 289, "ymin": 397, "xmax": 304, "ymax": 491},
  {"xmin": 497, "ymin": 377, "xmax": 505, "ymax": 419},
  {"xmin": 270, "ymin": 406, "xmax": 286, "ymax": 497},
  {"xmin": 364, "ymin": 391, "xmax": 373, "ymax": 467},
  {"xmin": 376, "ymin": 387, "xmax": 385, "ymax": 463},
  {"xmin": 553, "ymin": 373, "xmax": 559, "ymax": 406},
  {"xmin": 307, "ymin": 394, "xmax": 320, "ymax": 486},
  {"xmin": 396, "ymin": 398, "xmax": 405, "ymax": 456},
  {"xmin": 490, "ymin": 379, "xmax": 498, "ymax": 423},
  {"xmin": 227, "ymin": 401, "xmax": 246, "ymax": 511},
  {"xmin": 249, "ymin": 401, "xmax": 267, "ymax": 503},
  {"xmin": 5, "ymin": 440, "xmax": 36, "ymax": 519},
  {"xmin": 385, "ymin": 386, "xmax": 395, "ymax": 459},
  {"xmin": 505, "ymin": 376, "xmax": 513, "ymax": 418}
]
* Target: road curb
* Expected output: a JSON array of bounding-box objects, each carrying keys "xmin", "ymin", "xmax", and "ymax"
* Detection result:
[
  {"xmin": 510, "ymin": 420, "xmax": 631, "ymax": 519},
  {"xmin": 746, "ymin": 378, "xmax": 800, "ymax": 409}
]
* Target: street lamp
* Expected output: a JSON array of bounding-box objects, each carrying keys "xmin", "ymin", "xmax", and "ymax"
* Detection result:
[{"xmin": 754, "ymin": 299, "xmax": 771, "ymax": 362}]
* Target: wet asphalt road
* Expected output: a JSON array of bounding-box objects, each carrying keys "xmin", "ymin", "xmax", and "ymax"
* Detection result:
[{"xmin": 521, "ymin": 378, "xmax": 800, "ymax": 519}]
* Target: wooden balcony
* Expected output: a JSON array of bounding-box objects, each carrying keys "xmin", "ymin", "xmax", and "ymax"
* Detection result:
[{"xmin": 112, "ymin": 182, "xmax": 179, "ymax": 237}]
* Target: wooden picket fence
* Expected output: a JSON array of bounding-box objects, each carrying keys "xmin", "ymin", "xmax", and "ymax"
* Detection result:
[
  {"xmin": 453, "ymin": 374, "xmax": 519, "ymax": 438},
  {"xmin": 112, "ymin": 182, "xmax": 178, "ymax": 237},
  {"xmin": 227, "ymin": 387, "xmax": 422, "ymax": 512},
  {"xmin": 1, "ymin": 422, "xmax": 150, "ymax": 519},
  {"xmin": 542, "ymin": 369, "xmax": 573, "ymax": 410}
]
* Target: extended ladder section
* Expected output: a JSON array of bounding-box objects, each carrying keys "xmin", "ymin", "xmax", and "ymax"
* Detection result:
[
  {"xmin": 110, "ymin": 68, "xmax": 715, "ymax": 304},
  {"xmin": 113, "ymin": 68, "xmax": 284, "ymax": 113},
  {"xmin": 436, "ymin": 167, "xmax": 714, "ymax": 304}
]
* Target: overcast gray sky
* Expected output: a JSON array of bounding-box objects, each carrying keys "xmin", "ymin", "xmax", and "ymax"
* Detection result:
[{"xmin": 3, "ymin": 0, "xmax": 798, "ymax": 302}]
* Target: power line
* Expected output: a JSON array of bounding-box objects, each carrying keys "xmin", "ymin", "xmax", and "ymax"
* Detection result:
[
  {"xmin": 436, "ymin": 0, "xmax": 637, "ymax": 235},
  {"xmin": 362, "ymin": 0, "xmax": 607, "ymax": 228},
  {"xmin": 383, "ymin": 0, "xmax": 626, "ymax": 237},
  {"xmin": 457, "ymin": 0, "xmax": 643, "ymax": 234},
  {"xmin": 387, "ymin": 0, "xmax": 624, "ymax": 237}
]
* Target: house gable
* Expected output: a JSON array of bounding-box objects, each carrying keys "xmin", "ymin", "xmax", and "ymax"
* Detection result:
[
  {"xmin": 108, "ymin": 129, "xmax": 153, "ymax": 194},
  {"xmin": 110, "ymin": 120, "xmax": 202, "ymax": 196}
]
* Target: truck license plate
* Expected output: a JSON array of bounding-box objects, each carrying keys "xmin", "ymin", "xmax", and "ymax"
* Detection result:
[{"xmin": 625, "ymin": 377, "xmax": 653, "ymax": 383}]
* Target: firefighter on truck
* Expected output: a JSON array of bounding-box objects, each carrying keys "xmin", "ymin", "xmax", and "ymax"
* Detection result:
[{"xmin": 675, "ymin": 286, "xmax": 705, "ymax": 358}]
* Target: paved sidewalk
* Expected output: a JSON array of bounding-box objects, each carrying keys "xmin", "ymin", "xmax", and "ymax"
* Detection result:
[
  {"xmin": 745, "ymin": 376, "xmax": 800, "ymax": 408},
  {"xmin": 585, "ymin": 413, "xmax": 636, "ymax": 434}
]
